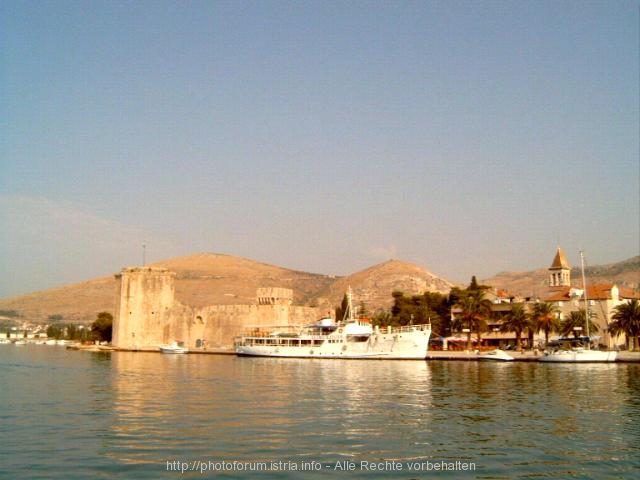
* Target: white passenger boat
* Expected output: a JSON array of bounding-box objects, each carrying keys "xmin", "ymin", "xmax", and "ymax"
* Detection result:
[
  {"xmin": 478, "ymin": 349, "xmax": 514, "ymax": 361},
  {"xmin": 0, "ymin": 338, "xmax": 11, "ymax": 345},
  {"xmin": 159, "ymin": 342, "xmax": 189, "ymax": 354},
  {"xmin": 234, "ymin": 288, "xmax": 431, "ymax": 359}
]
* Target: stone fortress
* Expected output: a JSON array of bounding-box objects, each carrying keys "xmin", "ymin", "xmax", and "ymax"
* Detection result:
[
  {"xmin": 111, "ymin": 248, "xmax": 639, "ymax": 352},
  {"xmin": 112, "ymin": 267, "xmax": 320, "ymax": 351}
]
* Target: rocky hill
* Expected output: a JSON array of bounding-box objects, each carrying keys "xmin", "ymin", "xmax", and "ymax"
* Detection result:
[
  {"xmin": 324, "ymin": 259, "xmax": 454, "ymax": 313},
  {"xmin": 2, "ymin": 252, "xmax": 635, "ymax": 324},
  {"xmin": 0, "ymin": 276, "xmax": 118, "ymax": 324},
  {"xmin": 482, "ymin": 256, "xmax": 640, "ymax": 298},
  {"xmin": 0, "ymin": 253, "xmax": 454, "ymax": 324}
]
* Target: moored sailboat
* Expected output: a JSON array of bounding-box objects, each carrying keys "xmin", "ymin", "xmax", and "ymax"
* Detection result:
[{"xmin": 539, "ymin": 251, "xmax": 617, "ymax": 363}]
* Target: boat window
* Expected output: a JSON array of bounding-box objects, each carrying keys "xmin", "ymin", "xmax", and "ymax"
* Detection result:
[{"xmin": 347, "ymin": 335, "xmax": 370, "ymax": 342}]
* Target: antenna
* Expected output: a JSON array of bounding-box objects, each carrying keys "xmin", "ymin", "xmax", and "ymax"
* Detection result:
[{"xmin": 142, "ymin": 242, "xmax": 147, "ymax": 267}]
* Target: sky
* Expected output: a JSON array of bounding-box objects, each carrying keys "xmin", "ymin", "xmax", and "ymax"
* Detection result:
[{"xmin": 1, "ymin": 0, "xmax": 638, "ymax": 298}]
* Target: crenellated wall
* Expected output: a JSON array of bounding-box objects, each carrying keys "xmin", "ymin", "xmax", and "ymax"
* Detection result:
[{"xmin": 112, "ymin": 267, "xmax": 320, "ymax": 351}]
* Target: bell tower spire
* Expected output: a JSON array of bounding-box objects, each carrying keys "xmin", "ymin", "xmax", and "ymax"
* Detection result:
[{"xmin": 548, "ymin": 246, "xmax": 571, "ymax": 287}]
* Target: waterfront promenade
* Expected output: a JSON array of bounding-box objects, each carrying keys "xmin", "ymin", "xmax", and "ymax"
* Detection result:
[
  {"xmin": 99, "ymin": 344, "xmax": 640, "ymax": 362},
  {"xmin": 427, "ymin": 349, "xmax": 640, "ymax": 362}
]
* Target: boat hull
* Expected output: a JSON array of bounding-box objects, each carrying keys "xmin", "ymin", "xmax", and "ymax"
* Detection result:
[
  {"xmin": 478, "ymin": 349, "xmax": 514, "ymax": 361},
  {"xmin": 159, "ymin": 343, "xmax": 189, "ymax": 354},
  {"xmin": 235, "ymin": 328, "xmax": 431, "ymax": 360},
  {"xmin": 159, "ymin": 347, "xmax": 188, "ymax": 354},
  {"xmin": 539, "ymin": 350, "xmax": 617, "ymax": 363}
]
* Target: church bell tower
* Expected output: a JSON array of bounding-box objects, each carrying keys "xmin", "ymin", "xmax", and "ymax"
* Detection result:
[{"xmin": 548, "ymin": 247, "xmax": 571, "ymax": 288}]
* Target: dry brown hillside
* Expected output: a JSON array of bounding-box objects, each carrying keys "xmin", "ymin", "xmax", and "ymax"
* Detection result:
[
  {"xmin": 2, "ymin": 253, "xmax": 635, "ymax": 324},
  {"xmin": 0, "ymin": 253, "xmax": 452, "ymax": 323},
  {"xmin": 154, "ymin": 253, "xmax": 335, "ymax": 308},
  {"xmin": 483, "ymin": 255, "xmax": 640, "ymax": 298},
  {"xmin": 0, "ymin": 276, "xmax": 118, "ymax": 324},
  {"xmin": 323, "ymin": 260, "xmax": 454, "ymax": 313}
]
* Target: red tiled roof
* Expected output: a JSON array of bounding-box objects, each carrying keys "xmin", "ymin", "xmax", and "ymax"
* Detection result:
[
  {"xmin": 544, "ymin": 287, "xmax": 571, "ymax": 302},
  {"xmin": 619, "ymin": 287, "xmax": 640, "ymax": 299},
  {"xmin": 544, "ymin": 283, "xmax": 640, "ymax": 302}
]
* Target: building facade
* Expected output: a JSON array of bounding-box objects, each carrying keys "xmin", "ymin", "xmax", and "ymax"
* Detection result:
[
  {"xmin": 449, "ymin": 247, "xmax": 639, "ymax": 350},
  {"xmin": 543, "ymin": 247, "xmax": 638, "ymax": 349}
]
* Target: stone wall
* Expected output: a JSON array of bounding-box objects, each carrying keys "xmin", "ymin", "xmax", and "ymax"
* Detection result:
[
  {"xmin": 112, "ymin": 267, "xmax": 321, "ymax": 350},
  {"xmin": 112, "ymin": 267, "xmax": 176, "ymax": 349}
]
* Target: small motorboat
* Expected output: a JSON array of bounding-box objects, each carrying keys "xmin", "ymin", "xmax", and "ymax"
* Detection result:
[
  {"xmin": 478, "ymin": 349, "xmax": 514, "ymax": 361},
  {"xmin": 159, "ymin": 342, "xmax": 189, "ymax": 354}
]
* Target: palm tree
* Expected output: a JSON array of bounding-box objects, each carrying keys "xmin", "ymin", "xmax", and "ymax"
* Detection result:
[
  {"xmin": 560, "ymin": 309, "xmax": 598, "ymax": 339},
  {"xmin": 531, "ymin": 302, "xmax": 560, "ymax": 346},
  {"xmin": 609, "ymin": 299, "xmax": 640, "ymax": 351},
  {"xmin": 500, "ymin": 303, "xmax": 531, "ymax": 351},
  {"xmin": 452, "ymin": 289, "xmax": 492, "ymax": 350}
]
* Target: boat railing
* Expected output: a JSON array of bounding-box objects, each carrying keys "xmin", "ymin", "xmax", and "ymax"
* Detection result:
[
  {"xmin": 234, "ymin": 336, "xmax": 327, "ymax": 347},
  {"xmin": 237, "ymin": 325, "xmax": 304, "ymax": 338},
  {"xmin": 379, "ymin": 323, "xmax": 431, "ymax": 334}
]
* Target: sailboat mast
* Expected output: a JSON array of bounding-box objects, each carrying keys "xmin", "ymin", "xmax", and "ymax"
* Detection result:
[{"xmin": 579, "ymin": 250, "xmax": 590, "ymax": 349}]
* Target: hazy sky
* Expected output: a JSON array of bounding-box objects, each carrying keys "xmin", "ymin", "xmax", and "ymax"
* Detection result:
[{"xmin": 2, "ymin": 0, "xmax": 638, "ymax": 298}]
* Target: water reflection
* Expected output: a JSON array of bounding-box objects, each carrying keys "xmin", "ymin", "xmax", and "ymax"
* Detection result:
[
  {"xmin": 2, "ymin": 346, "xmax": 638, "ymax": 479},
  {"xmin": 427, "ymin": 362, "xmax": 640, "ymax": 478},
  {"xmin": 106, "ymin": 354, "xmax": 433, "ymax": 468}
]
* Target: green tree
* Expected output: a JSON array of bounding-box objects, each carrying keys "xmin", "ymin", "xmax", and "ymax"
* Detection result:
[
  {"xmin": 452, "ymin": 289, "xmax": 492, "ymax": 350},
  {"xmin": 467, "ymin": 276, "xmax": 491, "ymax": 292},
  {"xmin": 447, "ymin": 286, "xmax": 465, "ymax": 308},
  {"xmin": 609, "ymin": 299, "xmax": 640, "ymax": 351},
  {"xmin": 389, "ymin": 291, "xmax": 443, "ymax": 329},
  {"xmin": 500, "ymin": 303, "xmax": 531, "ymax": 351},
  {"xmin": 91, "ymin": 312, "xmax": 113, "ymax": 343},
  {"xmin": 335, "ymin": 294, "xmax": 349, "ymax": 321},
  {"xmin": 66, "ymin": 324, "xmax": 78, "ymax": 340},
  {"xmin": 47, "ymin": 324, "xmax": 63, "ymax": 340},
  {"xmin": 560, "ymin": 309, "xmax": 598, "ymax": 339},
  {"xmin": 371, "ymin": 310, "xmax": 392, "ymax": 327},
  {"xmin": 423, "ymin": 291, "xmax": 450, "ymax": 337},
  {"xmin": 531, "ymin": 302, "xmax": 560, "ymax": 346}
]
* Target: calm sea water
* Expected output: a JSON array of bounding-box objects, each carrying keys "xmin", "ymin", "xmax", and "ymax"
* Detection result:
[{"xmin": 1, "ymin": 346, "xmax": 638, "ymax": 479}]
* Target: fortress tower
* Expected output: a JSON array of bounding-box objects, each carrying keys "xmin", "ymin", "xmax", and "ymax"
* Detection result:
[
  {"xmin": 548, "ymin": 247, "xmax": 571, "ymax": 288},
  {"xmin": 257, "ymin": 287, "xmax": 293, "ymax": 305},
  {"xmin": 111, "ymin": 267, "xmax": 320, "ymax": 351},
  {"xmin": 112, "ymin": 267, "xmax": 176, "ymax": 349}
]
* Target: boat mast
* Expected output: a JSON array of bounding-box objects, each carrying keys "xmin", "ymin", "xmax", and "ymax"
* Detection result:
[
  {"xmin": 579, "ymin": 250, "xmax": 590, "ymax": 349},
  {"xmin": 345, "ymin": 286, "xmax": 355, "ymax": 322}
]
